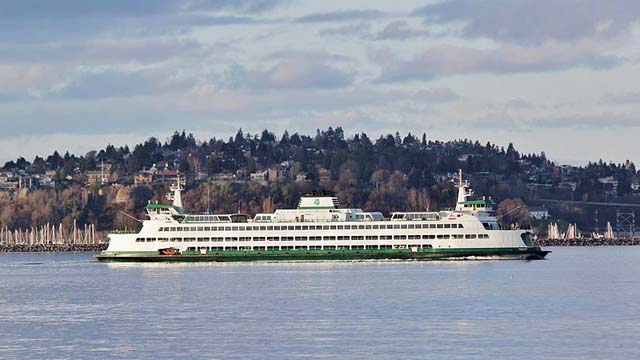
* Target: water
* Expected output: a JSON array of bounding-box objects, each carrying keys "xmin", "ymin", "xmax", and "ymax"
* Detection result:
[{"xmin": 0, "ymin": 247, "xmax": 638, "ymax": 360}]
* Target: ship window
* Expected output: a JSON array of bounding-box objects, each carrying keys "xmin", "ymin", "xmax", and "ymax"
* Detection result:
[
  {"xmin": 422, "ymin": 235, "xmax": 436, "ymax": 239},
  {"xmin": 437, "ymin": 235, "xmax": 450, "ymax": 239},
  {"xmin": 267, "ymin": 236, "xmax": 279, "ymax": 241},
  {"xmin": 436, "ymin": 224, "xmax": 443, "ymax": 229},
  {"xmin": 197, "ymin": 227, "xmax": 204, "ymax": 231},
  {"xmin": 337, "ymin": 245, "xmax": 350, "ymax": 250},
  {"xmin": 423, "ymin": 244, "xmax": 433, "ymax": 248},
  {"xmin": 444, "ymin": 224, "xmax": 451, "ymax": 229},
  {"xmin": 309, "ymin": 236, "xmax": 321, "ymax": 241},
  {"xmin": 380, "ymin": 235, "xmax": 392, "ymax": 240},
  {"xmin": 337, "ymin": 225, "xmax": 344, "ymax": 230},
  {"xmin": 282, "ymin": 236, "xmax": 294, "ymax": 241},
  {"xmin": 267, "ymin": 246, "xmax": 279, "ymax": 251},
  {"xmin": 380, "ymin": 245, "xmax": 392, "ymax": 249},
  {"xmin": 294, "ymin": 246, "xmax": 307, "ymax": 250},
  {"xmin": 170, "ymin": 227, "xmax": 177, "ymax": 232},
  {"xmin": 239, "ymin": 237, "xmax": 251, "ymax": 241},
  {"xmin": 295, "ymin": 236, "xmax": 307, "ymax": 241},
  {"xmin": 408, "ymin": 235, "xmax": 420, "ymax": 240},
  {"xmin": 158, "ymin": 238, "xmax": 168, "ymax": 242},
  {"xmin": 429, "ymin": 224, "xmax": 436, "ymax": 229},
  {"xmin": 204, "ymin": 226, "xmax": 211, "ymax": 231},
  {"xmin": 225, "ymin": 246, "xmax": 238, "ymax": 251},
  {"xmin": 337, "ymin": 236, "xmax": 349, "ymax": 240},
  {"xmin": 323, "ymin": 236, "xmax": 336, "ymax": 241},
  {"xmin": 171, "ymin": 237, "xmax": 182, "ymax": 242},
  {"xmin": 400, "ymin": 224, "xmax": 408, "ymax": 229},
  {"xmin": 366, "ymin": 236, "xmax": 378, "ymax": 240},
  {"xmin": 372, "ymin": 225, "xmax": 379, "ymax": 229},
  {"xmin": 323, "ymin": 225, "xmax": 330, "ymax": 230},
  {"xmin": 253, "ymin": 246, "xmax": 266, "ymax": 251},
  {"xmin": 135, "ymin": 238, "xmax": 144, "ymax": 242},
  {"xmin": 393, "ymin": 235, "xmax": 407, "ymax": 240},
  {"xmin": 226, "ymin": 237, "xmax": 238, "ymax": 242},
  {"xmin": 323, "ymin": 245, "xmax": 336, "ymax": 250},
  {"xmin": 330, "ymin": 226, "xmax": 337, "ymax": 230},
  {"xmin": 352, "ymin": 245, "xmax": 364, "ymax": 250},
  {"xmin": 197, "ymin": 237, "xmax": 208, "ymax": 242},
  {"xmin": 408, "ymin": 224, "xmax": 415, "ymax": 229},
  {"xmin": 294, "ymin": 226, "xmax": 301, "ymax": 230},
  {"xmin": 184, "ymin": 237, "xmax": 196, "ymax": 242},
  {"xmin": 366, "ymin": 245, "xmax": 378, "ymax": 249},
  {"xmin": 465, "ymin": 234, "xmax": 476, "ymax": 239},
  {"xmin": 358, "ymin": 225, "xmax": 365, "ymax": 230},
  {"xmin": 310, "ymin": 246, "xmax": 321, "ymax": 250},
  {"xmin": 352, "ymin": 236, "xmax": 364, "ymax": 240}
]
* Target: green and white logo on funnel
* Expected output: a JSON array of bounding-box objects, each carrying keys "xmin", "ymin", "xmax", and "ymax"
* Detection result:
[{"xmin": 314, "ymin": 199, "xmax": 320, "ymax": 206}]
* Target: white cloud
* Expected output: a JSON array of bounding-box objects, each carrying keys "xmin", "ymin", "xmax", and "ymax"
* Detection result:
[
  {"xmin": 374, "ymin": 42, "xmax": 620, "ymax": 82},
  {"xmin": 414, "ymin": 0, "xmax": 640, "ymax": 45}
]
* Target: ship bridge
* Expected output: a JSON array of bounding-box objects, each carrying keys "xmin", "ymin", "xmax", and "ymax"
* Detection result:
[{"xmin": 297, "ymin": 193, "xmax": 340, "ymax": 210}]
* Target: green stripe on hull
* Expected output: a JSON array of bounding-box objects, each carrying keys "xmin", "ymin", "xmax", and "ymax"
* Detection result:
[{"xmin": 96, "ymin": 247, "xmax": 549, "ymax": 262}]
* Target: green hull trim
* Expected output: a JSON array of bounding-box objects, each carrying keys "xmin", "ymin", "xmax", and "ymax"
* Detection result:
[{"xmin": 96, "ymin": 247, "xmax": 550, "ymax": 262}]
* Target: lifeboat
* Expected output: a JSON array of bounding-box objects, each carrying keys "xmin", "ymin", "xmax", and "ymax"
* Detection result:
[{"xmin": 158, "ymin": 247, "xmax": 180, "ymax": 256}]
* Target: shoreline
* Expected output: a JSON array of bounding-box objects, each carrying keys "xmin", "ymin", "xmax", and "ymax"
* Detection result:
[{"xmin": 1, "ymin": 240, "xmax": 639, "ymax": 253}]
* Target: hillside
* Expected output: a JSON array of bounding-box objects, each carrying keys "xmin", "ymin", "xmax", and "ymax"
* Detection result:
[{"xmin": 1, "ymin": 128, "xmax": 638, "ymax": 236}]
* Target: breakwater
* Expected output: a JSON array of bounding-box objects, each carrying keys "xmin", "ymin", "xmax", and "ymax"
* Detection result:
[
  {"xmin": 534, "ymin": 238, "xmax": 640, "ymax": 246},
  {"xmin": 0, "ymin": 243, "xmax": 107, "ymax": 253}
]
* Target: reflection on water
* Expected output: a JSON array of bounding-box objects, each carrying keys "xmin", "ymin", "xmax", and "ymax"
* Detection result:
[{"xmin": 0, "ymin": 248, "xmax": 639, "ymax": 360}]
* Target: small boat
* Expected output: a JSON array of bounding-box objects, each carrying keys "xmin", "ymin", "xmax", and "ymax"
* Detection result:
[{"xmin": 158, "ymin": 247, "xmax": 180, "ymax": 256}]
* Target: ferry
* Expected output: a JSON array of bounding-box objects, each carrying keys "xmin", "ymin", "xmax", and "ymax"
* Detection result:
[{"xmin": 96, "ymin": 171, "xmax": 549, "ymax": 262}]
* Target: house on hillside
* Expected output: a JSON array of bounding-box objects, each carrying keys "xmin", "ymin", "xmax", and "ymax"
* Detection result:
[{"xmin": 529, "ymin": 206, "xmax": 550, "ymax": 220}]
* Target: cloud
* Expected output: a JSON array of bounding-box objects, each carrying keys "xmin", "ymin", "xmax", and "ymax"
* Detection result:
[
  {"xmin": 0, "ymin": 0, "xmax": 283, "ymax": 20},
  {"xmin": 373, "ymin": 21, "xmax": 430, "ymax": 40},
  {"xmin": 296, "ymin": 10, "xmax": 385, "ymax": 23},
  {"xmin": 374, "ymin": 43, "xmax": 620, "ymax": 82},
  {"xmin": 413, "ymin": 0, "xmax": 640, "ymax": 45},
  {"xmin": 602, "ymin": 92, "xmax": 640, "ymax": 104},
  {"xmin": 504, "ymin": 99, "xmax": 534, "ymax": 109},
  {"xmin": 318, "ymin": 21, "xmax": 429, "ymax": 41},
  {"xmin": 225, "ymin": 60, "xmax": 354, "ymax": 90},
  {"xmin": 318, "ymin": 23, "xmax": 372, "ymax": 37},
  {"xmin": 52, "ymin": 68, "xmax": 196, "ymax": 100},
  {"xmin": 413, "ymin": 88, "xmax": 460, "ymax": 103},
  {"xmin": 0, "ymin": 1, "xmax": 283, "ymax": 43},
  {"xmin": 0, "ymin": 38, "xmax": 205, "ymax": 65},
  {"xmin": 456, "ymin": 112, "xmax": 640, "ymax": 130}
]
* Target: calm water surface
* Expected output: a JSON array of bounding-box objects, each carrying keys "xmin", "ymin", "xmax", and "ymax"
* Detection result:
[{"xmin": 0, "ymin": 247, "xmax": 638, "ymax": 360}]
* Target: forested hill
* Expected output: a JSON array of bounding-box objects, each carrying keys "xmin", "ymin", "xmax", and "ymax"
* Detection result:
[{"xmin": 0, "ymin": 127, "xmax": 637, "ymax": 234}]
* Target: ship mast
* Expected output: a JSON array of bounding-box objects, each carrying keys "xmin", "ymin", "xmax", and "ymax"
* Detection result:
[
  {"xmin": 169, "ymin": 174, "xmax": 184, "ymax": 212},
  {"xmin": 455, "ymin": 169, "xmax": 473, "ymax": 211}
]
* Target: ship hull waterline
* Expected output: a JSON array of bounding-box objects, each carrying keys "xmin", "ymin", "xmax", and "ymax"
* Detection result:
[{"xmin": 96, "ymin": 247, "xmax": 550, "ymax": 263}]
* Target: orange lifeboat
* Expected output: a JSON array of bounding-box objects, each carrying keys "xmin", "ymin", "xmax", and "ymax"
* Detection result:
[{"xmin": 158, "ymin": 247, "xmax": 180, "ymax": 256}]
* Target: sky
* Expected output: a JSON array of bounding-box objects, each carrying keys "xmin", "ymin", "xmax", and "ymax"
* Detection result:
[{"xmin": 1, "ymin": 0, "xmax": 639, "ymax": 165}]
